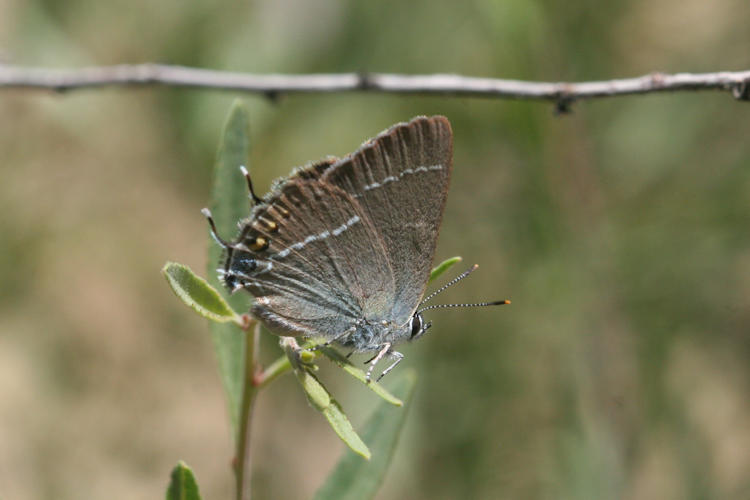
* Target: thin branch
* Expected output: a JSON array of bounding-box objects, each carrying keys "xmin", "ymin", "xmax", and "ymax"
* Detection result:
[
  {"xmin": 257, "ymin": 354, "xmax": 292, "ymax": 390},
  {"xmin": 1, "ymin": 64, "xmax": 749, "ymax": 104},
  {"xmin": 236, "ymin": 320, "xmax": 261, "ymax": 500}
]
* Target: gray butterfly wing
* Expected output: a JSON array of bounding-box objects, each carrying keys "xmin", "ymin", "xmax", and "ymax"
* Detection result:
[
  {"xmin": 232, "ymin": 176, "xmax": 395, "ymax": 338},
  {"xmin": 322, "ymin": 116, "xmax": 453, "ymax": 324}
]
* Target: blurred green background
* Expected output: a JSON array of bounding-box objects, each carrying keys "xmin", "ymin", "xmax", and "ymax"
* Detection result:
[{"xmin": 1, "ymin": 0, "xmax": 750, "ymax": 499}]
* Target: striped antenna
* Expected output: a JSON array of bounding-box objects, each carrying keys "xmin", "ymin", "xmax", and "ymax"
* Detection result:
[
  {"xmin": 418, "ymin": 300, "xmax": 510, "ymax": 315},
  {"xmin": 417, "ymin": 264, "xmax": 510, "ymax": 314}
]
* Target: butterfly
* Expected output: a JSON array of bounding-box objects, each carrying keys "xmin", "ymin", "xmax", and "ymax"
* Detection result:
[{"xmin": 204, "ymin": 116, "xmax": 507, "ymax": 381}]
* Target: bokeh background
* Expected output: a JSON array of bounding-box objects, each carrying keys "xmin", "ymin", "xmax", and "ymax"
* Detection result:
[{"xmin": 2, "ymin": 1, "xmax": 750, "ymax": 499}]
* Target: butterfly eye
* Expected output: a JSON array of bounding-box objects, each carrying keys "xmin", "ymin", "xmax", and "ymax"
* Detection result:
[{"xmin": 409, "ymin": 313, "xmax": 424, "ymax": 339}]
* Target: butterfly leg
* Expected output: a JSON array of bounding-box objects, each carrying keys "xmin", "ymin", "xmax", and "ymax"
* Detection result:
[
  {"xmin": 365, "ymin": 342, "xmax": 392, "ymax": 383},
  {"xmin": 376, "ymin": 350, "xmax": 404, "ymax": 382}
]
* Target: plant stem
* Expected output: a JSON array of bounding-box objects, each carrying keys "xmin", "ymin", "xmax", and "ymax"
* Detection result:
[
  {"xmin": 235, "ymin": 321, "xmax": 260, "ymax": 500},
  {"xmin": 258, "ymin": 355, "xmax": 292, "ymax": 390}
]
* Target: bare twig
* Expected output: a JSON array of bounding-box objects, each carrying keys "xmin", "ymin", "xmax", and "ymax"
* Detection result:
[{"xmin": 1, "ymin": 64, "xmax": 749, "ymax": 104}]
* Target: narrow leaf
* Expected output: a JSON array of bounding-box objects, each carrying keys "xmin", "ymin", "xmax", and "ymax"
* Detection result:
[
  {"xmin": 207, "ymin": 100, "xmax": 254, "ymax": 439},
  {"xmin": 162, "ymin": 262, "xmax": 241, "ymax": 323},
  {"xmin": 429, "ymin": 256, "xmax": 462, "ymax": 282},
  {"xmin": 319, "ymin": 347, "xmax": 402, "ymax": 406},
  {"xmin": 313, "ymin": 370, "xmax": 417, "ymax": 500},
  {"xmin": 295, "ymin": 367, "xmax": 332, "ymax": 410},
  {"xmin": 165, "ymin": 461, "xmax": 202, "ymax": 500},
  {"xmin": 288, "ymin": 347, "xmax": 370, "ymax": 459},
  {"xmin": 322, "ymin": 398, "xmax": 371, "ymax": 460},
  {"xmin": 296, "ymin": 370, "xmax": 370, "ymax": 459}
]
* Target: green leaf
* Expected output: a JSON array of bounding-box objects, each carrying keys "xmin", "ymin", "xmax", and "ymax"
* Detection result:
[
  {"xmin": 283, "ymin": 339, "xmax": 371, "ymax": 459},
  {"xmin": 429, "ymin": 256, "xmax": 462, "ymax": 282},
  {"xmin": 165, "ymin": 461, "xmax": 202, "ymax": 500},
  {"xmin": 319, "ymin": 347, "xmax": 403, "ymax": 406},
  {"xmin": 296, "ymin": 366, "xmax": 332, "ymax": 410},
  {"xmin": 162, "ymin": 262, "xmax": 241, "ymax": 323},
  {"xmin": 313, "ymin": 369, "xmax": 417, "ymax": 500},
  {"xmin": 295, "ymin": 367, "xmax": 370, "ymax": 459},
  {"xmin": 207, "ymin": 100, "xmax": 254, "ymax": 440},
  {"xmin": 321, "ymin": 398, "xmax": 371, "ymax": 461}
]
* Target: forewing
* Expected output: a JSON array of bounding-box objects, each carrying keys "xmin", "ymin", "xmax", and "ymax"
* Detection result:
[{"xmin": 322, "ymin": 116, "xmax": 453, "ymax": 323}]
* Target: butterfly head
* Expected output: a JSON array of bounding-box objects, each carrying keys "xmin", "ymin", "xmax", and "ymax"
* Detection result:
[
  {"xmin": 408, "ymin": 264, "xmax": 510, "ymax": 343},
  {"xmin": 407, "ymin": 312, "xmax": 432, "ymax": 342}
]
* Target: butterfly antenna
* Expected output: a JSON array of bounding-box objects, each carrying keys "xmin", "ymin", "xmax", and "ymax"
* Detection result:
[
  {"xmin": 240, "ymin": 165, "xmax": 263, "ymax": 205},
  {"xmin": 201, "ymin": 208, "xmax": 230, "ymax": 248},
  {"xmin": 420, "ymin": 264, "xmax": 479, "ymax": 306},
  {"xmin": 418, "ymin": 300, "xmax": 510, "ymax": 315},
  {"xmin": 418, "ymin": 264, "xmax": 510, "ymax": 314}
]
